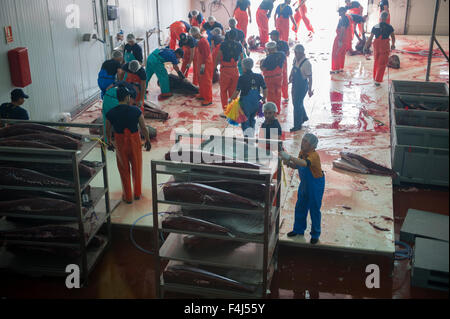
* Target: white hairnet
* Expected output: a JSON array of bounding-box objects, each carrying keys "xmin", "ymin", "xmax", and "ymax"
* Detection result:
[
  {"xmin": 263, "ymin": 102, "xmax": 277, "ymax": 113},
  {"xmin": 191, "ymin": 10, "xmax": 199, "ymax": 16},
  {"xmin": 294, "ymin": 44, "xmax": 305, "ymax": 53},
  {"xmin": 303, "ymin": 133, "xmax": 319, "ymax": 149},
  {"xmin": 127, "ymin": 33, "xmax": 136, "ymax": 42},
  {"xmin": 380, "ymin": 11, "xmax": 389, "ymax": 21},
  {"xmin": 229, "ymin": 18, "xmax": 237, "ymax": 27},
  {"xmin": 208, "ymin": 16, "xmax": 216, "ymax": 22},
  {"xmin": 242, "ymin": 58, "xmax": 254, "ymax": 70},
  {"xmin": 112, "ymin": 50, "xmax": 123, "ymax": 59},
  {"xmin": 129, "ymin": 60, "xmax": 140, "ymax": 73},
  {"xmin": 190, "ymin": 26, "xmax": 201, "ymax": 37},
  {"xmin": 212, "ymin": 27, "xmax": 222, "ymax": 35},
  {"xmin": 265, "ymin": 41, "xmax": 277, "ymax": 50}
]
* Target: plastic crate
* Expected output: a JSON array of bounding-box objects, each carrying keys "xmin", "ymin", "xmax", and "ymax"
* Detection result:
[
  {"xmin": 391, "ymin": 80, "xmax": 449, "ymax": 96},
  {"xmin": 391, "ymin": 127, "xmax": 449, "ymax": 186},
  {"xmin": 395, "ymin": 126, "xmax": 449, "ymax": 149},
  {"xmin": 391, "ymin": 93, "xmax": 449, "ymax": 113},
  {"xmin": 394, "ymin": 109, "xmax": 449, "ymax": 129}
]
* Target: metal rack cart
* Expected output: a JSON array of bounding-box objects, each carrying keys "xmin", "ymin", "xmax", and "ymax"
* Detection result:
[
  {"xmin": 151, "ymin": 133, "xmax": 282, "ymax": 299},
  {"xmin": 0, "ymin": 121, "xmax": 111, "ymax": 285}
]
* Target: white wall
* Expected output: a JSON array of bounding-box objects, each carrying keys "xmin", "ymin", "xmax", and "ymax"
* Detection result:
[{"xmin": 406, "ymin": 0, "xmax": 449, "ymax": 35}]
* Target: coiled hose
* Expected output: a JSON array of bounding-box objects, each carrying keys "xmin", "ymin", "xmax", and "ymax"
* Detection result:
[{"xmin": 395, "ymin": 241, "xmax": 413, "ymax": 261}]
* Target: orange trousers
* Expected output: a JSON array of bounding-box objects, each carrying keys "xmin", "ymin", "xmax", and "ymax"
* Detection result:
[
  {"xmin": 293, "ymin": 5, "xmax": 314, "ymax": 34},
  {"xmin": 169, "ymin": 22, "xmax": 186, "ymax": 50},
  {"xmin": 331, "ymin": 35, "xmax": 347, "ymax": 71},
  {"xmin": 282, "ymin": 62, "xmax": 288, "ymax": 100},
  {"xmin": 195, "ymin": 49, "xmax": 213, "ymax": 104},
  {"xmin": 276, "ymin": 16, "xmax": 290, "ymax": 42},
  {"xmin": 115, "ymin": 130, "xmax": 142, "ymax": 202},
  {"xmin": 256, "ymin": 8, "xmax": 269, "ymax": 46},
  {"xmin": 348, "ymin": 8, "xmax": 363, "ymax": 37},
  {"xmin": 373, "ymin": 38, "xmax": 390, "ymax": 83},
  {"xmin": 219, "ymin": 62, "xmax": 239, "ymax": 109},
  {"xmin": 234, "ymin": 8, "xmax": 249, "ymax": 38},
  {"xmin": 264, "ymin": 66, "xmax": 283, "ymax": 113}
]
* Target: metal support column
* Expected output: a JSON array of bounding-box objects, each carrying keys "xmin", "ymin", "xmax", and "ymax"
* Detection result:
[{"xmin": 426, "ymin": 0, "xmax": 440, "ymax": 81}]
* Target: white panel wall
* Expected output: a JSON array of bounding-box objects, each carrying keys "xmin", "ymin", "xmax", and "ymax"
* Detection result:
[{"xmin": 406, "ymin": 0, "xmax": 449, "ymax": 35}]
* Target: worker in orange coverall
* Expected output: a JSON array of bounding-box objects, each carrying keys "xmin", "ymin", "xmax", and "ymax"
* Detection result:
[
  {"xmin": 379, "ymin": 0, "xmax": 390, "ymax": 24},
  {"xmin": 292, "ymin": 0, "xmax": 314, "ymax": 40},
  {"xmin": 215, "ymin": 29, "xmax": 244, "ymax": 110},
  {"xmin": 256, "ymin": 0, "xmax": 276, "ymax": 48},
  {"xmin": 169, "ymin": 20, "xmax": 191, "ymax": 50},
  {"xmin": 188, "ymin": 10, "xmax": 205, "ymax": 28},
  {"xmin": 345, "ymin": 0, "xmax": 364, "ymax": 37},
  {"xmin": 364, "ymin": 11, "xmax": 396, "ymax": 86},
  {"xmin": 270, "ymin": 30, "xmax": 290, "ymax": 103},
  {"xmin": 234, "ymin": 0, "xmax": 252, "ymax": 39},
  {"xmin": 330, "ymin": 7, "xmax": 352, "ymax": 74},
  {"xmin": 261, "ymin": 41, "xmax": 286, "ymax": 114},
  {"xmin": 179, "ymin": 33, "xmax": 197, "ymax": 79},
  {"xmin": 106, "ymin": 86, "xmax": 151, "ymax": 204},
  {"xmin": 274, "ymin": 0, "xmax": 297, "ymax": 42},
  {"xmin": 190, "ymin": 26, "xmax": 213, "ymax": 106}
]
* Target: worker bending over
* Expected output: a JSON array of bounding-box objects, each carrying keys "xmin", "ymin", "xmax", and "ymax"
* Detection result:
[
  {"xmin": 290, "ymin": 44, "xmax": 313, "ymax": 132},
  {"xmin": 124, "ymin": 34, "xmax": 143, "ymax": 64},
  {"xmin": 189, "ymin": 10, "xmax": 205, "ymax": 28},
  {"xmin": 345, "ymin": 0, "xmax": 364, "ymax": 37},
  {"xmin": 146, "ymin": 48, "xmax": 185, "ymax": 101},
  {"xmin": 231, "ymin": 58, "xmax": 267, "ymax": 137},
  {"xmin": 364, "ymin": 11, "xmax": 395, "ymax": 86},
  {"xmin": 347, "ymin": 13, "xmax": 368, "ymax": 41},
  {"xmin": 261, "ymin": 41, "xmax": 286, "ymax": 114},
  {"xmin": 292, "ymin": 0, "xmax": 314, "ymax": 40},
  {"xmin": 256, "ymin": 0, "xmax": 276, "ymax": 47},
  {"xmin": 215, "ymin": 29, "xmax": 244, "ymax": 110},
  {"xmin": 169, "ymin": 20, "xmax": 191, "ymax": 50},
  {"xmin": 105, "ymin": 86, "xmax": 151, "ymax": 204},
  {"xmin": 234, "ymin": 0, "xmax": 252, "ymax": 39},
  {"xmin": 0, "ymin": 89, "xmax": 30, "ymax": 122},
  {"xmin": 270, "ymin": 30, "xmax": 290, "ymax": 102},
  {"xmin": 330, "ymin": 7, "xmax": 352, "ymax": 74},
  {"xmin": 119, "ymin": 60, "xmax": 146, "ymax": 112},
  {"xmin": 98, "ymin": 50, "xmax": 124, "ymax": 99},
  {"xmin": 191, "ymin": 27, "xmax": 214, "ymax": 106},
  {"xmin": 201, "ymin": 16, "xmax": 224, "ymax": 45},
  {"xmin": 274, "ymin": 0, "xmax": 297, "ymax": 42},
  {"xmin": 281, "ymin": 133, "xmax": 325, "ymax": 245},
  {"xmin": 179, "ymin": 33, "xmax": 197, "ymax": 78}
]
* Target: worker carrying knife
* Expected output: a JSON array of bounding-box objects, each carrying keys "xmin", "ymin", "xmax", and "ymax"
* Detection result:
[
  {"xmin": 146, "ymin": 48, "xmax": 185, "ymax": 101},
  {"xmin": 106, "ymin": 86, "xmax": 151, "ymax": 205},
  {"xmin": 280, "ymin": 133, "xmax": 325, "ymax": 245}
]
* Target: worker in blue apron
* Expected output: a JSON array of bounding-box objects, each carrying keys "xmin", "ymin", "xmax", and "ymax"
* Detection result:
[
  {"xmin": 97, "ymin": 50, "xmax": 124, "ymax": 99},
  {"xmin": 124, "ymin": 34, "xmax": 143, "ymax": 64},
  {"xmin": 281, "ymin": 133, "xmax": 325, "ymax": 245},
  {"xmin": 102, "ymin": 81, "xmax": 137, "ymax": 143},
  {"xmin": 230, "ymin": 58, "xmax": 267, "ymax": 137}
]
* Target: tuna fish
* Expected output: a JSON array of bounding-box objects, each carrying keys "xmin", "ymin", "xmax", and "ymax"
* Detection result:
[
  {"xmin": 168, "ymin": 74, "xmax": 199, "ymax": 95},
  {"xmin": 0, "ymin": 133, "xmax": 81, "ymax": 150},
  {"xmin": 0, "ymin": 198, "xmax": 79, "ymax": 217},
  {"xmin": 144, "ymin": 102, "xmax": 169, "ymax": 121},
  {"xmin": 0, "ymin": 140, "xmax": 60, "ymax": 150},
  {"xmin": 164, "ymin": 263, "xmax": 257, "ymax": 293},
  {"xmin": 0, "ymin": 224, "xmax": 80, "ymax": 243},
  {"xmin": 0, "ymin": 167, "xmax": 74, "ymax": 188},
  {"xmin": 162, "ymin": 182, "xmax": 261, "ymax": 209},
  {"xmin": 162, "ymin": 215, "xmax": 232, "ymax": 236},
  {"xmin": 0, "ymin": 123, "xmax": 83, "ymax": 140},
  {"xmin": 333, "ymin": 152, "xmax": 397, "ymax": 177},
  {"xmin": 0, "ymin": 161, "xmax": 96, "ymax": 179}
]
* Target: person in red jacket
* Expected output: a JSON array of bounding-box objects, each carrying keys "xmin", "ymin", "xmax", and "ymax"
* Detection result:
[
  {"xmin": 261, "ymin": 41, "xmax": 286, "ymax": 114},
  {"xmin": 169, "ymin": 21, "xmax": 191, "ymax": 50},
  {"xmin": 274, "ymin": 0, "xmax": 297, "ymax": 42},
  {"xmin": 190, "ymin": 26, "xmax": 213, "ymax": 106},
  {"xmin": 270, "ymin": 30, "xmax": 290, "ymax": 102},
  {"xmin": 256, "ymin": 0, "xmax": 276, "ymax": 47},
  {"xmin": 331, "ymin": 7, "xmax": 352, "ymax": 74},
  {"xmin": 234, "ymin": 0, "xmax": 252, "ymax": 39},
  {"xmin": 364, "ymin": 11, "xmax": 395, "ymax": 86},
  {"xmin": 292, "ymin": 0, "xmax": 314, "ymax": 40}
]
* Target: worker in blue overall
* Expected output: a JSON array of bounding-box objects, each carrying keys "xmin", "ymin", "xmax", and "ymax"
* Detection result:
[
  {"xmin": 124, "ymin": 34, "xmax": 143, "ymax": 64},
  {"xmin": 102, "ymin": 81, "xmax": 137, "ymax": 142},
  {"xmin": 98, "ymin": 50, "xmax": 124, "ymax": 99},
  {"xmin": 146, "ymin": 48, "xmax": 185, "ymax": 101},
  {"xmin": 230, "ymin": 58, "xmax": 267, "ymax": 137},
  {"xmin": 281, "ymin": 133, "xmax": 325, "ymax": 245}
]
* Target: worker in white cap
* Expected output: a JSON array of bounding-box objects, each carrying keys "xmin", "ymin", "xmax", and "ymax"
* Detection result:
[
  {"xmin": 189, "ymin": 10, "xmax": 205, "ymax": 27},
  {"xmin": 280, "ymin": 132, "xmax": 325, "ymax": 245},
  {"xmin": 191, "ymin": 26, "xmax": 214, "ymax": 106},
  {"xmin": 201, "ymin": 16, "xmax": 224, "ymax": 45},
  {"xmin": 260, "ymin": 41, "xmax": 286, "ymax": 113},
  {"xmin": 118, "ymin": 60, "xmax": 146, "ymax": 112},
  {"xmin": 124, "ymin": 33, "xmax": 143, "ymax": 63},
  {"xmin": 261, "ymin": 102, "xmax": 282, "ymax": 142},
  {"xmin": 98, "ymin": 50, "xmax": 124, "ymax": 99}
]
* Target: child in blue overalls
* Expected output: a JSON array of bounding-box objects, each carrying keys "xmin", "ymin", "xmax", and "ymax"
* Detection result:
[{"xmin": 280, "ymin": 133, "xmax": 325, "ymax": 245}]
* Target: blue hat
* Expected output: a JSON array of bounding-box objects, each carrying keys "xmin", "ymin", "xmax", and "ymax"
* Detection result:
[{"xmin": 11, "ymin": 89, "xmax": 29, "ymax": 101}]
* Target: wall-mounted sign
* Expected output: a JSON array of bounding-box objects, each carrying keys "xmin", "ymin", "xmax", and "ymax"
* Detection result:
[{"xmin": 5, "ymin": 26, "xmax": 13, "ymax": 44}]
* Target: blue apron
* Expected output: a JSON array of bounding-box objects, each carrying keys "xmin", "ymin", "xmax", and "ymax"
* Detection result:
[
  {"xmin": 98, "ymin": 69, "xmax": 116, "ymax": 99},
  {"xmin": 291, "ymin": 59, "xmax": 309, "ymax": 129},
  {"xmin": 124, "ymin": 50, "xmax": 137, "ymax": 64},
  {"xmin": 294, "ymin": 164, "xmax": 325, "ymax": 239},
  {"xmin": 238, "ymin": 51, "xmax": 248, "ymax": 75},
  {"xmin": 240, "ymin": 88, "xmax": 261, "ymax": 137}
]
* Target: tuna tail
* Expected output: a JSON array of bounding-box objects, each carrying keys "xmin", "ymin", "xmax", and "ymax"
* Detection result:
[{"xmin": 341, "ymin": 152, "xmax": 397, "ymax": 177}]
